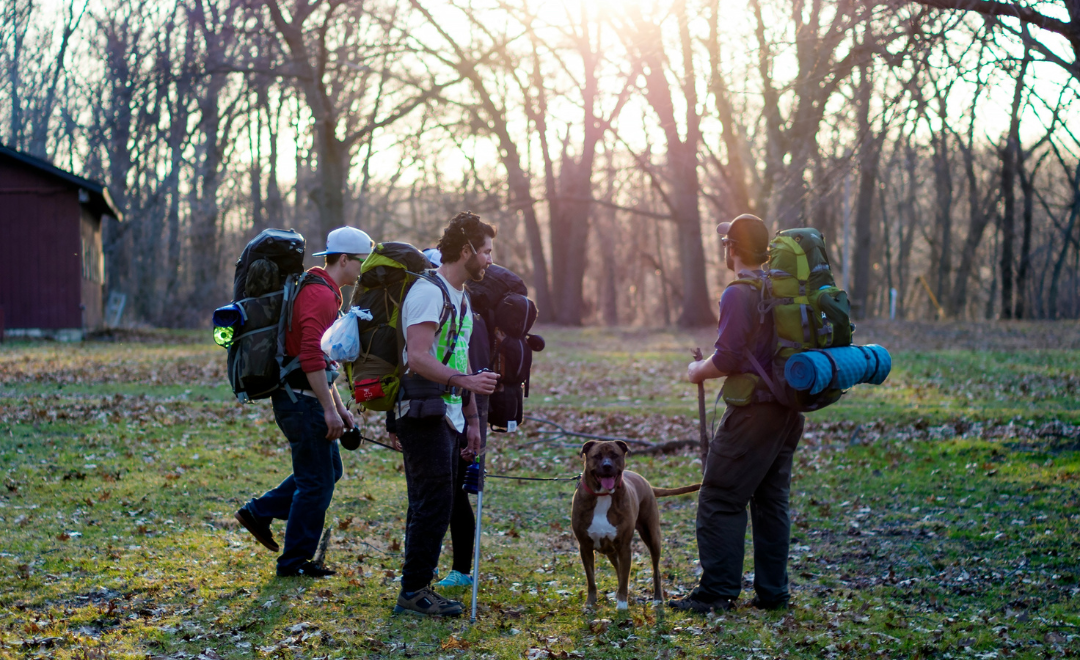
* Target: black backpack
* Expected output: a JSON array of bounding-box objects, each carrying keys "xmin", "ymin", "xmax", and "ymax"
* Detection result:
[
  {"xmin": 219, "ymin": 229, "xmax": 333, "ymax": 403},
  {"xmin": 467, "ymin": 264, "xmax": 544, "ymax": 432}
]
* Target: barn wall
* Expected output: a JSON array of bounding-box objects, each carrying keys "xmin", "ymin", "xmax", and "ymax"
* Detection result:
[
  {"xmin": 0, "ymin": 159, "xmax": 83, "ymax": 329},
  {"xmin": 80, "ymin": 206, "xmax": 104, "ymax": 329}
]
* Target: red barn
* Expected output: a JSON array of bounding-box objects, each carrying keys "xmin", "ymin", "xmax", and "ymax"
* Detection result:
[{"xmin": 0, "ymin": 145, "xmax": 123, "ymax": 339}]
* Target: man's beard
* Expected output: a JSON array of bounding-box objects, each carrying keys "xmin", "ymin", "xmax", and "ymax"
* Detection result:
[
  {"xmin": 465, "ymin": 254, "xmax": 487, "ymax": 281},
  {"xmin": 725, "ymin": 246, "xmax": 735, "ymax": 272}
]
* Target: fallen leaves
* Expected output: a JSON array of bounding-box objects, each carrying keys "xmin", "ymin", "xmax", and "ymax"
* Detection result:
[{"xmin": 440, "ymin": 635, "xmax": 469, "ymax": 650}]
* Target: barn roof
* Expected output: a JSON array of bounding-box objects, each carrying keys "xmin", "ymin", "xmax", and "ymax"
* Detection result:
[{"xmin": 0, "ymin": 144, "xmax": 123, "ymax": 222}]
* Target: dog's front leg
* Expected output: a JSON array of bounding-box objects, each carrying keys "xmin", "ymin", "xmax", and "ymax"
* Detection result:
[
  {"xmin": 614, "ymin": 543, "xmax": 632, "ymax": 611},
  {"xmin": 580, "ymin": 544, "xmax": 598, "ymax": 609}
]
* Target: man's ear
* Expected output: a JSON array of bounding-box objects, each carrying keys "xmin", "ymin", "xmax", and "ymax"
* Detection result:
[
  {"xmin": 580, "ymin": 441, "xmax": 597, "ymax": 457},
  {"xmin": 615, "ymin": 440, "xmax": 630, "ymax": 455}
]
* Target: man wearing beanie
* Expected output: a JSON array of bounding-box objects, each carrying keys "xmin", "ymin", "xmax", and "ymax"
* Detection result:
[{"xmin": 669, "ymin": 214, "xmax": 805, "ymax": 613}]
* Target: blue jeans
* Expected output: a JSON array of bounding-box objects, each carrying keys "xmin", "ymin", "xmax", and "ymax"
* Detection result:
[{"xmin": 245, "ymin": 390, "xmax": 343, "ymax": 573}]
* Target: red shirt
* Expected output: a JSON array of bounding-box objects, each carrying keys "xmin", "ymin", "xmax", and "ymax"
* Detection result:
[{"xmin": 285, "ymin": 267, "xmax": 341, "ymax": 373}]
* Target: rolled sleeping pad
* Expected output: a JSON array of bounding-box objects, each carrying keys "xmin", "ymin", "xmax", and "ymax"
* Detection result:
[
  {"xmin": 783, "ymin": 351, "xmax": 832, "ymax": 394},
  {"xmin": 784, "ymin": 344, "xmax": 892, "ymax": 395}
]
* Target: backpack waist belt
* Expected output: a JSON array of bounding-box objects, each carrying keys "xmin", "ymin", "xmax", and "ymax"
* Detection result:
[{"xmin": 400, "ymin": 373, "xmax": 462, "ymax": 400}]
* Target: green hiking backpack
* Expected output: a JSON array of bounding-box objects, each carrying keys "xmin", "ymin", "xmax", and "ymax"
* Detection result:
[
  {"xmin": 726, "ymin": 227, "xmax": 854, "ymax": 411},
  {"xmin": 346, "ymin": 242, "xmax": 459, "ymax": 411}
]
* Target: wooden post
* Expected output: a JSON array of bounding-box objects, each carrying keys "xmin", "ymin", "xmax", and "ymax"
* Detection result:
[
  {"xmin": 692, "ymin": 348, "xmax": 708, "ymax": 473},
  {"xmin": 918, "ymin": 274, "xmax": 945, "ymax": 319}
]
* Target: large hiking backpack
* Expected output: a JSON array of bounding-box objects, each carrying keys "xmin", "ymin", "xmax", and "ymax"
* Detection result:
[
  {"xmin": 346, "ymin": 242, "xmax": 458, "ymax": 411},
  {"xmin": 216, "ymin": 229, "xmax": 332, "ymax": 403},
  {"xmin": 467, "ymin": 264, "xmax": 543, "ymax": 432},
  {"xmin": 728, "ymin": 227, "xmax": 854, "ymax": 412}
]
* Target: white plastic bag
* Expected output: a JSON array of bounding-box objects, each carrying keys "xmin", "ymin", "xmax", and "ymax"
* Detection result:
[{"xmin": 320, "ymin": 307, "xmax": 373, "ymax": 362}]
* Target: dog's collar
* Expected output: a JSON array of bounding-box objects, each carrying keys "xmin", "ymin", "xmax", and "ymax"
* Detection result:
[{"xmin": 580, "ymin": 472, "xmax": 623, "ymax": 497}]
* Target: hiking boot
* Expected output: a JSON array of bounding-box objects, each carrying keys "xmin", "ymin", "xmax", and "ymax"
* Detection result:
[
  {"xmin": 667, "ymin": 594, "xmax": 735, "ymax": 614},
  {"xmin": 235, "ymin": 508, "xmax": 279, "ymax": 552},
  {"xmin": 750, "ymin": 596, "xmax": 790, "ymax": 611},
  {"xmin": 278, "ymin": 561, "xmax": 336, "ymax": 578},
  {"xmin": 435, "ymin": 570, "xmax": 473, "ymax": 588},
  {"xmin": 393, "ymin": 587, "xmax": 463, "ymax": 617}
]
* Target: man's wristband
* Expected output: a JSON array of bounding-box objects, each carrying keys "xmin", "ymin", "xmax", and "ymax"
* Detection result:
[{"xmin": 447, "ymin": 373, "xmax": 464, "ymax": 387}]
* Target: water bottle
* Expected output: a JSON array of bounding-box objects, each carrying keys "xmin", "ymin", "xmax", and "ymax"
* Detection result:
[{"xmin": 462, "ymin": 461, "xmax": 482, "ymax": 494}]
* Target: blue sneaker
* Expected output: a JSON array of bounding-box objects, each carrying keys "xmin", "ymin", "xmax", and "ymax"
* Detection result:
[{"xmin": 434, "ymin": 570, "xmax": 473, "ymax": 588}]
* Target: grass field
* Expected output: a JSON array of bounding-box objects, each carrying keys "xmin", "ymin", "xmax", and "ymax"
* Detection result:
[{"xmin": 1, "ymin": 323, "xmax": 1078, "ymax": 659}]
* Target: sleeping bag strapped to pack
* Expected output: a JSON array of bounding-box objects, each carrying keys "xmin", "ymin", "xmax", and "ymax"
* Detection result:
[
  {"xmin": 467, "ymin": 264, "xmax": 544, "ymax": 432},
  {"xmin": 347, "ymin": 242, "xmax": 454, "ymax": 411},
  {"xmin": 215, "ymin": 228, "xmax": 329, "ymax": 403},
  {"xmin": 726, "ymin": 227, "xmax": 854, "ymax": 412}
]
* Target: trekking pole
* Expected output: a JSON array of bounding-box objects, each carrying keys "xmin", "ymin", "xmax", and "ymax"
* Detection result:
[
  {"xmin": 465, "ymin": 455, "xmax": 485, "ymax": 622},
  {"xmin": 313, "ymin": 527, "xmax": 332, "ymax": 565},
  {"xmin": 692, "ymin": 348, "xmax": 708, "ymax": 474}
]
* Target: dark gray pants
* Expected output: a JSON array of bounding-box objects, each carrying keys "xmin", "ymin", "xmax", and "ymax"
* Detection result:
[
  {"xmin": 397, "ymin": 414, "xmax": 459, "ymax": 593},
  {"xmin": 693, "ymin": 401, "xmax": 804, "ymax": 604}
]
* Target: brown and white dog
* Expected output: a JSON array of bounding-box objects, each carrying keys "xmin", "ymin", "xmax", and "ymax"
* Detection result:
[{"xmin": 571, "ymin": 440, "xmax": 700, "ymax": 610}]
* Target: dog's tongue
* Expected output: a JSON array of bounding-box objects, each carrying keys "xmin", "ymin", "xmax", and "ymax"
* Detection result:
[{"xmin": 600, "ymin": 476, "xmax": 616, "ymax": 491}]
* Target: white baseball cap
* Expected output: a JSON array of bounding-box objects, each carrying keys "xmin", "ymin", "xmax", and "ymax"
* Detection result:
[{"xmin": 312, "ymin": 227, "xmax": 374, "ymax": 257}]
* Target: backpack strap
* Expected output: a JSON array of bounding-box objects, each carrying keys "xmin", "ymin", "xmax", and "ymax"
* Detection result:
[
  {"xmin": 408, "ymin": 270, "xmax": 467, "ymax": 367},
  {"xmin": 279, "ymin": 272, "xmax": 339, "ymax": 402},
  {"xmin": 726, "ymin": 271, "xmax": 792, "ymax": 407},
  {"xmin": 743, "ymin": 349, "xmax": 791, "ymax": 408}
]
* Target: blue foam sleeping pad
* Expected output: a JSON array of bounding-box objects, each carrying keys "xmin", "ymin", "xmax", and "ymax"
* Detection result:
[{"xmin": 783, "ymin": 344, "xmax": 892, "ymax": 395}]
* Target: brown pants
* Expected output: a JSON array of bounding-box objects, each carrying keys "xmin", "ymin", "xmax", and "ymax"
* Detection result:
[{"xmin": 692, "ymin": 401, "xmax": 804, "ymax": 603}]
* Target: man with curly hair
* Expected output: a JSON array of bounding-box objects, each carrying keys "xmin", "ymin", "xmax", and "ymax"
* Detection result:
[{"xmin": 392, "ymin": 212, "xmax": 499, "ymax": 616}]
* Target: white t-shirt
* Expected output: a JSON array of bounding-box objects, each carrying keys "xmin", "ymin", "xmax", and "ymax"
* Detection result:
[{"xmin": 399, "ymin": 272, "xmax": 472, "ymax": 432}]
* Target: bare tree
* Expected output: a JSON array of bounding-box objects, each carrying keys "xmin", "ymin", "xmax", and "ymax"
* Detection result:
[
  {"xmin": 259, "ymin": 0, "xmax": 439, "ymax": 238},
  {"xmin": 0, "ymin": 0, "xmax": 86, "ymax": 157},
  {"xmin": 908, "ymin": 0, "xmax": 1080, "ymax": 81},
  {"xmin": 616, "ymin": 0, "xmax": 716, "ymax": 327}
]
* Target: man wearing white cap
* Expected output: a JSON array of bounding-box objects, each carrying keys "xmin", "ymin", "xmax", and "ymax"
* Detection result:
[{"xmin": 235, "ymin": 226, "xmax": 372, "ymax": 578}]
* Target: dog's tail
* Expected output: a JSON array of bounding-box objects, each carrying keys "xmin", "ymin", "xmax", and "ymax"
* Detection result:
[{"xmin": 652, "ymin": 484, "xmax": 701, "ymax": 497}]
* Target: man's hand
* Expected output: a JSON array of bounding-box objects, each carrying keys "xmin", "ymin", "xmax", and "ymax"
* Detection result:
[
  {"xmin": 387, "ymin": 432, "xmax": 401, "ymax": 451},
  {"xmin": 324, "ymin": 409, "xmax": 345, "ymax": 440},
  {"xmin": 462, "ymin": 424, "xmax": 481, "ymax": 462},
  {"xmin": 461, "ymin": 370, "xmax": 499, "ymax": 395},
  {"xmin": 687, "ymin": 358, "xmax": 725, "ymax": 385},
  {"xmin": 337, "ymin": 403, "xmax": 355, "ymax": 430}
]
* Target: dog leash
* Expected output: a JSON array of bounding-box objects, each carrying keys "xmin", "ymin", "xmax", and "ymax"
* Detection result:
[
  {"xmin": 346, "ymin": 430, "xmax": 583, "ymax": 483},
  {"xmin": 484, "ymin": 473, "xmax": 581, "ymax": 482}
]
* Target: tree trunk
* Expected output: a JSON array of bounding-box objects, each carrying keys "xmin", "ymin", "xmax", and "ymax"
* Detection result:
[
  {"xmin": 1049, "ymin": 161, "xmax": 1080, "ymax": 320},
  {"xmin": 1015, "ymin": 153, "xmax": 1035, "ymax": 318},
  {"xmin": 999, "ymin": 44, "xmax": 1029, "ymax": 320},
  {"xmin": 948, "ymin": 149, "xmax": 994, "ymax": 318},
  {"xmin": 551, "ymin": 153, "xmax": 594, "ymax": 325},
  {"xmin": 931, "ymin": 97, "xmax": 953, "ymax": 311},
  {"xmin": 505, "ymin": 156, "xmax": 554, "ymax": 322},
  {"xmin": 628, "ymin": 1, "xmax": 714, "ymax": 327},
  {"xmin": 708, "ymin": 0, "xmax": 751, "ymax": 214},
  {"xmin": 852, "ymin": 59, "xmax": 881, "ymax": 319},
  {"xmin": 1000, "ymin": 139, "xmax": 1018, "ymax": 320}
]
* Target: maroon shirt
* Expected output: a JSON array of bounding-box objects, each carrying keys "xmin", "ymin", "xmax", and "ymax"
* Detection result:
[{"xmin": 285, "ymin": 267, "xmax": 341, "ymax": 374}]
